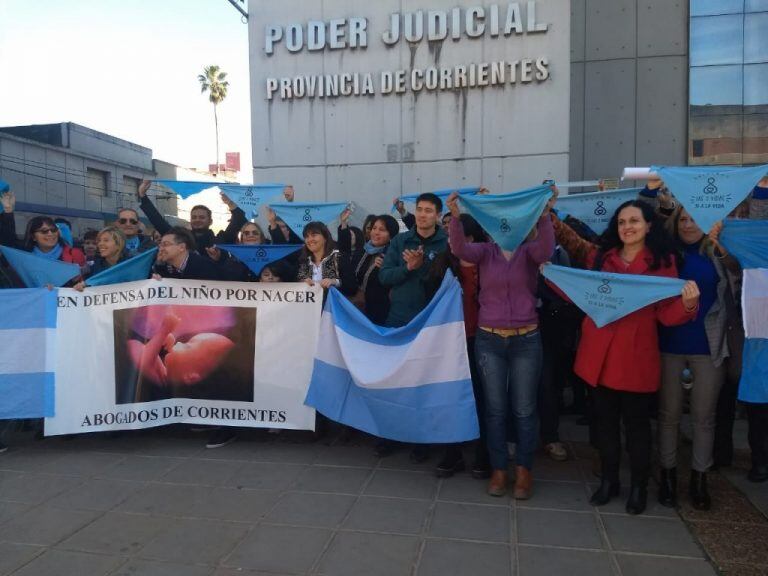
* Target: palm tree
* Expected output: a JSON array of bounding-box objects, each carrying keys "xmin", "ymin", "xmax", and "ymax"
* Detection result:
[{"xmin": 198, "ymin": 65, "xmax": 230, "ymax": 173}]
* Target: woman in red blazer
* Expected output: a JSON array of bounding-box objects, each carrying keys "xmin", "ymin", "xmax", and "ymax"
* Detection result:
[{"xmin": 551, "ymin": 200, "xmax": 700, "ymax": 515}]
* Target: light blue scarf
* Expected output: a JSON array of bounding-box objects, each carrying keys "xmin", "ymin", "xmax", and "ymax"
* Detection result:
[
  {"xmin": 363, "ymin": 241, "xmax": 387, "ymax": 255},
  {"xmin": 556, "ymin": 188, "xmax": 641, "ymax": 234},
  {"xmin": 87, "ymin": 248, "xmax": 158, "ymax": 287},
  {"xmin": 542, "ymin": 264, "xmax": 686, "ymax": 328},
  {"xmin": 154, "ymin": 179, "xmax": 221, "ymax": 199},
  {"xmin": 720, "ymin": 219, "xmax": 768, "ymax": 269},
  {"xmin": 33, "ymin": 243, "xmax": 63, "ymax": 261},
  {"xmin": 459, "ymin": 185, "xmax": 552, "ymax": 251},
  {"xmin": 217, "ymin": 244, "xmax": 303, "ymax": 275},
  {"xmin": 652, "ymin": 164, "xmax": 768, "ymax": 233},
  {"xmin": 270, "ymin": 202, "xmax": 348, "ymax": 237},
  {"xmin": 219, "ymin": 184, "xmax": 286, "ymax": 218}
]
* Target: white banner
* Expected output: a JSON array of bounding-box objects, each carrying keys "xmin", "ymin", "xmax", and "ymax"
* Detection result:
[{"xmin": 45, "ymin": 279, "xmax": 322, "ymax": 435}]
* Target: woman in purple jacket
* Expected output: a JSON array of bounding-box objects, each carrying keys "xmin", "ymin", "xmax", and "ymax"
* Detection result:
[{"xmin": 446, "ymin": 192, "xmax": 555, "ymax": 499}]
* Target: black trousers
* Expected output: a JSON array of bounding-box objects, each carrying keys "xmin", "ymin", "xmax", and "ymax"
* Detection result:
[
  {"xmin": 713, "ymin": 324, "xmax": 744, "ymax": 466},
  {"xmin": 747, "ymin": 403, "xmax": 768, "ymax": 469},
  {"xmin": 593, "ymin": 385, "xmax": 653, "ymax": 484},
  {"xmin": 519, "ymin": 304, "xmax": 581, "ymax": 445}
]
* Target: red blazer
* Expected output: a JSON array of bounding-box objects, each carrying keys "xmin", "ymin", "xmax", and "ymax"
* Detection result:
[{"xmin": 569, "ymin": 247, "xmax": 695, "ymax": 394}]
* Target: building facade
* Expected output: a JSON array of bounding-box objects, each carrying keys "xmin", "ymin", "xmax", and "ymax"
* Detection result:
[
  {"xmin": 248, "ymin": 0, "xmax": 768, "ymax": 212},
  {"xmin": 0, "ymin": 123, "xmax": 178, "ymax": 237}
]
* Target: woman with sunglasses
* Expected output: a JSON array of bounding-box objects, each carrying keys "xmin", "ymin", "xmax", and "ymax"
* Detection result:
[{"xmin": 23, "ymin": 215, "xmax": 86, "ymax": 268}]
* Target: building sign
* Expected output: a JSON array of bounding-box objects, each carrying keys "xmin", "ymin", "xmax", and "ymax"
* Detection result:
[{"xmin": 262, "ymin": 2, "xmax": 553, "ymax": 101}]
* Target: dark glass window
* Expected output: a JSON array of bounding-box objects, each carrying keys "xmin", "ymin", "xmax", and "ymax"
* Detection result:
[{"xmin": 688, "ymin": 3, "xmax": 768, "ymax": 165}]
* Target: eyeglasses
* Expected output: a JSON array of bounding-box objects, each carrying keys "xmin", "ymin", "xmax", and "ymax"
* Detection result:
[
  {"xmin": 35, "ymin": 227, "xmax": 59, "ymax": 235},
  {"xmin": 158, "ymin": 241, "xmax": 181, "ymax": 248},
  {"xmin": 241, "ymin": 230, "xmax": 262, "ymax": 237},
  {"xmin": 118, "ymin": 218, "xmax": 139, "ymax": 225}
]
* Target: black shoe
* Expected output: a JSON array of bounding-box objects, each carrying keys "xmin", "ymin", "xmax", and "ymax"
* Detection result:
[
  {"xmin": 658, "ymin": 467, "xmax": 677, "ymax": 508},
  {"xmin": 626, "ymin": 483, "xmax": 648, "ymax": 515},
  {"xmin": 689, "ymin": 471, "xmax": 711, "ymax": 510},
  {"xmin": 373, "ymin": 440, "xmax": 395, "ymax": 458},
  {"xmin": 748, "ymin": 465, "xmax": 768, "ymax": 483},
  {"xmin": 589, "ymin": 480, "xmax": 620, "ymax": 506},
  {"xmin": 0, "ymin": 441, "xmax": 7, "ymax": 454},
  {"xmin": 410, "ymin": 445, "xmax": 430, "ymax": 463},
  {"xmin": 576, "ymin": 415, "xmax": 590, "ymax": 426},
  {"xmin": 206, "ymin": 428, "xmax": 237, "ymax": 449},
  {"xmin": 435, "ymin": 448, "xmax": 465, "ymax": 478},
  {"xmin": 471, "ymin": 454, "xmax": 491, "ymax": 479}
]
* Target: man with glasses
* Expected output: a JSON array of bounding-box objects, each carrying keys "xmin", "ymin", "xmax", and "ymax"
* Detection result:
[
  {"xmin": 115, "ymin": 208, "xmax": 155, "ymax": 258},
  {"xmin": 138, "ymin": 180, "xmax": 246, "ymax": 260},
  {"xmin": 153, "ymin": 227, "xmax": 221, "ymax": 281}
]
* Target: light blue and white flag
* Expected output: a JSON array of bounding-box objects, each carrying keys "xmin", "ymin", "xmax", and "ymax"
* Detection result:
[
  {"xmin": 398, "ymin": 187, "xmax": 480, "ymax": 206},
  {"xmin": 86, "ymin": 248, "xmax": 157, "ymax": 287},
  {"xmin": 720, "ymin": 219, "xmax": 768, "ymax": 270},
  {"xmin": 720, "ymin": 218, "xmax": 768, "ymax": 403},
  {"xmin": 652, "ymin": 164, "xmax": 768, "ymax": 233},
  {"xmin": 270, "ymin": 202, "xmax": 348, "ymax": 238},
  {"xmin": 739, "ymin": 268, "xmax": 768, "ymax": 403},
  {"xmin": 305, "ymin": 272, "xmax": 479, "ymax": 443},
  {"xmin": 0, "ymin": 246, "xmax": 80, "ymax": 288},
  {"xmin": 542, "ymin": 264, "xmax": 686, "ymax": 328},
  {"xmin": 0, "ymin": 288, "xmax": 57, "ymax": 419},
  {"xmin": 459, "ymin": 185, "xmax": 552, "ymax": 251},
  {"xmin": 155, "ymin": 180, "xmax": 222, "ymax": 199},
  {"xmin": 217, "ymin": 244, "xmax": 303, "ymax": 276},
  {"xmin": 556, "ymin": 188, "xmax": 641, "ymax": 234},
  {"xmin": 219, "ymin": 184, "xmax": 286, "ymax": 218}
]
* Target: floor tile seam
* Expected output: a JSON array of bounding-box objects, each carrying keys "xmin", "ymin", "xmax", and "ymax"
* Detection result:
[
  {"xmin": 586, "ymin": 480, "xmax": 621, "ymax": 576},
  {"xmin": 8, "ymin": 505, "xmax": 110, "ymax": 551},
  {"xmin": 597, "ymin": 510, "xmax": 688, "ymax": 521},
  {"xmin": 218, "ymin": 482, "xmax": 294, "ymax": 570},
  {"xmin": 104, "ymin": 556, "xmax": 137, "ymax": 576},
  {"xmin": 516, "ymin": 542, "xmax": 612, "ymax": 554},
  {"xmin": 434, "ymin": 497, "xmax": 510, "ymax": 509},
  {"xmin": 95, "ymin": 508, "xmax": 259, "ymax": 525},
  {"xmin": 414, "ymin": 474, "xmax": 442, "ymax": 574},
  {"xmin": 510, "ymin": 494, "xmax": 517, "ymax": 576},
  {"xmin": 607, "ymin": 549, "xmax": 721, "ymax": 561},
  {"xmin": 517, "ymin": 505, "xmax": 598, "ymax": 515},
  {"xmin": 132, "ymin": 548, "xmax": 247, "ymax": 568}
]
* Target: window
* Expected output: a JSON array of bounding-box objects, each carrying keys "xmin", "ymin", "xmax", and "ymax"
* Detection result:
[
  {"xmin": 86, "ymin": 168, "xmax": 109, "ymax": 196},
  {"xmin": 688, "ymin": 2, "xmax": 768, "ymax": 165}
]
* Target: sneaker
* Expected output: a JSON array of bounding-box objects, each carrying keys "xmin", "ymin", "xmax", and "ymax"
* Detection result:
[
  {"xmin": 206, "ymin": 428, "xmax": 237, "ymax": 449},
  {"xmin": 545, "ymin": 442, "xmax": 568, "ymax": 462},
  {"xmin": 507, "ymin": 442, "xmax": 517, "ymax": 460}
]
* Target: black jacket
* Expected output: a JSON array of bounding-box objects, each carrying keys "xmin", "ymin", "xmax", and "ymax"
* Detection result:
[
  {"xmin": 139, "ymin": 195, "xmax": 246, "ymax": 258},
  {"xmin": 352, "ymin": 250, "xmax": 390, "ymax": 325},
  {"xmin": 153, "ymin": 251, "xmax": 222, "ymax": 280}
]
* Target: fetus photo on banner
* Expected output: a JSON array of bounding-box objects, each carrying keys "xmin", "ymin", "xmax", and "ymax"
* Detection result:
[{"xmin": 45, "ymin": 278, "xmax": 322, "ymax": 435}]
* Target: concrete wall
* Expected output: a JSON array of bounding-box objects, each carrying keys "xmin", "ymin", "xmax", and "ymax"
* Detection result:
[
  {"xmin": 0, "ymin": 130, "xmax": 173, "ymax": 238},
  {"xmin": 249, "ymin": 0, "xmax": 571, "ymax": 218},
  {"xmin": 569, "ymin": 0, "xmax": 689, "ymax": 181}
]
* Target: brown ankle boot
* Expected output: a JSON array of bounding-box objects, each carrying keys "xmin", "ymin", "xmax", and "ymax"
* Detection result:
[
  {"xmin": 487, "ymin": 470, "xmax": 508, "ymax": 497},
  {"xmin": 514, "ymin": 466, "xmax": 532, "ymax": 500}
]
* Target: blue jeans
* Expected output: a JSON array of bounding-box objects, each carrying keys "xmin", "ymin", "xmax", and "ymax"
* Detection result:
[{"xmin": 475, "ymin": 328, "xmax": 542, "ymax": 471}]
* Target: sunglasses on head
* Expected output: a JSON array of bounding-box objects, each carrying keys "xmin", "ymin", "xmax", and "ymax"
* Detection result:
[
  {"xmin": 35, "ymin": 227, "xmax": 59, "ymax": 234},
  {"xmin": 119, "ymin": 218, "xmax": 139, "ymax": 225}
]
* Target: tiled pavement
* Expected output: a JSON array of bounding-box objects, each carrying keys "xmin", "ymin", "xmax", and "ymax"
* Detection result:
[{"xmin": 0, "ymin": 418, "xmax": 757, "ymax": 576}]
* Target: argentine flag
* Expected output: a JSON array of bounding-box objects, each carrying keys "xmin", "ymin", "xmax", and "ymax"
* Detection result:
[
  {"xmin": 721, "ymin": 219, "xmax": 768, "ymax": 403},
  {"xmin": 305, "ymin": 272, "xmax": 479, "ymax": 443},
  {"xmin": 0, "ymin": 288, "xmax": 57, "ymax": 419}
]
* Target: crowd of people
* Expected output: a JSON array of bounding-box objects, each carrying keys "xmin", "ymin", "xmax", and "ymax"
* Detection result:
[{"xmin": 0, "ymin": 175, "xmax": 767, "ymax": 518}]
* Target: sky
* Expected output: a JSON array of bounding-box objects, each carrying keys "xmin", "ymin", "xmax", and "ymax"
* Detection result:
[{"xmin": 0, "ymin": 0, "xmax": 253, "ymax": 180}]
